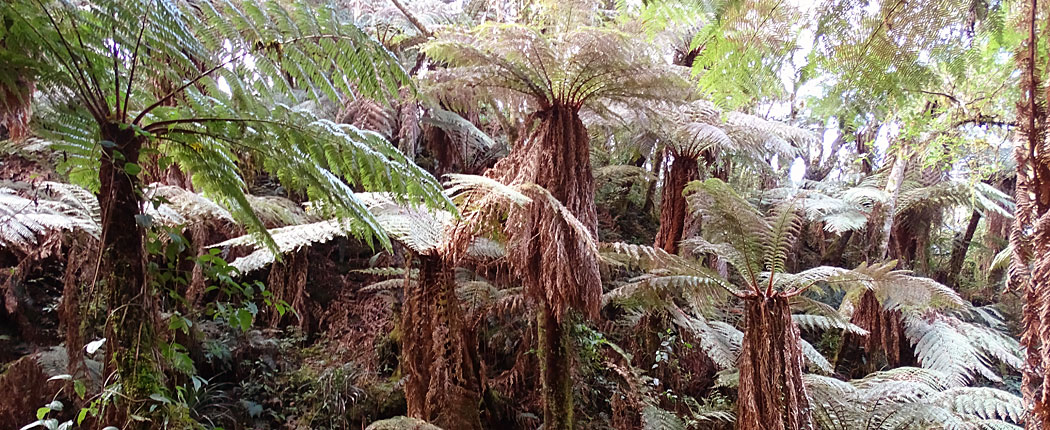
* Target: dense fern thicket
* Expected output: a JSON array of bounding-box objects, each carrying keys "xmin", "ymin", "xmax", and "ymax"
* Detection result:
[{"xmin": 0, "ymin": 0, "xmax": 1038, "ymax": 429}]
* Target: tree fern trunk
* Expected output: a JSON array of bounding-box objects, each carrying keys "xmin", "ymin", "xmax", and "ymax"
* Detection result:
[
  {"xmin": 484, "ymin": 103, "xmax": 600, "ymax": 429},
  {"xmin": 99, "ymin": 122, "xmax": 161, "ymax": 423},
  {"xmin": 654, "ymin": 154, "xmax": 699, "ymax": 253},
  {"xmin": 537, "ymin": 302, "xmax": 573, "ymax": 430},
  {"xmin": 737, "ymin": 295, "xmax": 812, "ymax": 430},
  {"xmin": 403, "ymin": 254, "xmax": 483, "ymax": 430},
  {"xmin": 1013, "ymin": 0, "xmax": 1050, "ymax": 426},
  {"xmin": 0, "ymin": 80, "xmax": 32, "ymax": 141},
  {"xmin": 836, "ymin": 289, "xmax": 913, "ymax": 377}
]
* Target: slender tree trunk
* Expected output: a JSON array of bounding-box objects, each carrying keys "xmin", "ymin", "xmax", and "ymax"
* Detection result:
[
  {"xmin": 641, "ymin": 148, "xmax": 665, "ymax": 216},
  {"xmin": 653, "ymin": 154, "xmax": 699, "ymax": 253},
  {"xmin": 737, "ymin": 295, "xmax": 812, "ymax": 430},
  {"xmin": 99, "ymin": 122, "xmax": 160, "ymax": 420},
  {"xmin": 941, "ymin": 210, "xmax": 981, "ymax": 288},
  {"xmin": 868, "ymin": 151, "xmax": 907, "ymax": 262},
  {"xmin": 403, "ymin": 255, "xmax": 483, "ymax": 430}
]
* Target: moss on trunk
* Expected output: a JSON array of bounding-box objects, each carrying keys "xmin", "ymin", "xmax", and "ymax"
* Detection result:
[{"xmin": 98, "ymin": 122, "xmax": 161, "ymax": 424}]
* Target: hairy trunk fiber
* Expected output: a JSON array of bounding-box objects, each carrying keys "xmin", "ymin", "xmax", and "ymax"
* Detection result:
[
  {"xmin": 940, "ymin": 210, "xmax": 981, "ymax": 287},
  {"xmin": 737, "ymin": 295, "xmax": 812, "ymax": 430},
  {"xmin": 654, "ymin": 154, "xmax": 699, "ymax": 254},
  {"xmin": 1014, "ymin": 1, "xmax": 1050, "ymax": 426},
  {"xmin": 0, "ymin": 78, "xmax": 33, "ymax": 141},
  {"xmin": 837, "ymin": 289, "xmax": 913, "ymax": 377},
  {"xmin": 484, "ymin": 103, "xmax": 600, "ymax": 429},
  {"xmin": 265, "ymin": 249, "xmax": 309, "ymax": 327},
  {"xmin": 425, "ymin": 124, "xmax": 463, "ymax": 176},
  {"xmin": 99, "ymin": 123, "xmax": 160, "ymax": 418},
  {"xmin": 402, "ymin": 255, "xmax": 483, "ymax": 430},
  {"xmin": 1016, "ymin": 2, "xmax": 1050, "ymax": 426}
]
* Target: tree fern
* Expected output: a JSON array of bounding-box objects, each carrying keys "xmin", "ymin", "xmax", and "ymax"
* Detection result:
[
  {"xmin": 807, "ymin": 367, "xmax": 1024, "ymax": 430},
  {"xmin": 9, "ymin": 0, "xmax": 452, "ymax": 250}
]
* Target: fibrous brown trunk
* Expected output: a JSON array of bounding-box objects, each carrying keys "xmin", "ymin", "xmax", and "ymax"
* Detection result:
[
  {"xmin": 402, "ymin": 255, "xmax": 483, "ymax": 430},
  {"xmin": 1013, "ymin": 1, "xmax": 1050, "ymax": 426},
  {"xmin": 98, "ymin": 122, "xmax": 160, "ymax": 419},
  {"xmin": 837, "ymin": 289, "xmax": 914, "ymax": 377},
  {"xmin": 654, "ymin": 154, "xmax": 699, "ymax": 253},
  {"xmin": 265, "ymin": 249, "xmax": 309, "ymax": 327},
  {"xmin": 483, "ymin": 103, "xmax": 600, "ymax": 430},
  {"xmin": 737, "ymin": 295, "xmax": 812, "ymax": 430},
  {"xmin": 0, "ymin": 80, "xmax": 33, "ymax": 141},
  {"xmin": 425, "ymin": 123, "xmax": 463, "ymax": 176}
]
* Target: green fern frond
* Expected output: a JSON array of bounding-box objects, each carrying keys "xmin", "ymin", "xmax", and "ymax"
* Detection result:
[
  {"xmin": 793, "ymin": 314, "xmax": 869, "ymax": 336},
  {"xmin": 360, "ymin": 278, "xmax": 407, "ymax": 293},
  {"xmin": 354, "ymin": 267, "xmax": 408, "ymax": 277},
  {"xmin": 801, "ymin": 338, "xmax": 834, "ymax": 374},
  {"xmin": 422, "ymin": 107, "xmax": 498, "ymax": 153},
  {"xmin": 423, "ymin": 23, "xmax": 689, "ymax": 112},
  {"xmin": 989, "ymin": 244, "xmax": 1012, "ymax": 273},
  {"xmin": 641, "ymin": 403, "xmax": 687, "ymax": 430},
  {"xmin": 904, "ymin": 313, "xmax": 1018, "ymax": 385},
  {"xmin": 143, "ymin": 183, "xmax": 235, "ymax": 227},
  {"xmin": 668, "ymin": 309, "xmax": 741, "ymax": 370},
  {"xmin": 9, "ymin": 0, "xmax": 450, "ymax": 255},
  {"xmin": 762, "ymin": 200, "xmax": 803, "ymax": 274},
  {"xmin": 213, "ymin": 218, "xmax": 367, "ymax": 273},
  {"xmin": 0, "ymin": 181, "xmax": 100, "ymax": 253},
  {"xmin": 928, "ymin": 387, "xmax": 1024, "ymax": 424}
]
